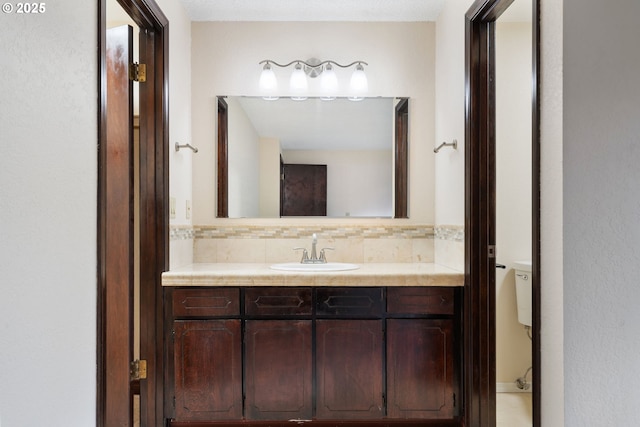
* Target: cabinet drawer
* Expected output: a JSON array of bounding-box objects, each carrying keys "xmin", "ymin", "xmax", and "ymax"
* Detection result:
[
  {"xmin": 387, "ymin": 287, "xmax": 454, "ymax": 315},
  {"xmin": 172, "ymin": 288, "xmax": 240, "ymax": 317},
  {"xmin": 245, "ymin": 287, "xmax": 312, "ymax": 316},
  {"xmin": 316, "ymin": 288, "xmax": 384, "ymax": 317}
]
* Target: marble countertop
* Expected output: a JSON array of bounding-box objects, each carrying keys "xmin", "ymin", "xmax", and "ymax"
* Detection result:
[{"xmin": 162, "ymin": 263, "xmax": 464, "ymax": 288}]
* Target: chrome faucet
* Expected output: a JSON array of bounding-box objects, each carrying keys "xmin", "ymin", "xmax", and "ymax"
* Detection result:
[
  {"xmin": 310, "ymin": 233, "xmax": 318, "ymax": 261},
  {"xmin": 294, "ymin": 233, "xmax": 334, "ymax": 264}
]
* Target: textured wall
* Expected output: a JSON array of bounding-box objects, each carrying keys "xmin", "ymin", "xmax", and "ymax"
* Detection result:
[
  {"xmin": 539, "ymin": 0, "xmax": 565, "ymax": 424},
  {"xmin": 0, "ymin": 1, "xmax": 98, "ymax": 425},
  {"xmin": 564, "ymin": 0, "xmax": 640, "ymax": 424}
]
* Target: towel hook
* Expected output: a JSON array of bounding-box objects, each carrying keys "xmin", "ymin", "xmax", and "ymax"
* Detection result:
[
  {"xmin": 175, "ymin": 142, "xmax": 198, "ymax": 153},
  {"xmin": 434, "ymin": 139, "xmax": 458, "ymax": 153}
]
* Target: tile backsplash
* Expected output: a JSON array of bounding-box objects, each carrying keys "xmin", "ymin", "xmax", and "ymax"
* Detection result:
[
  {"xmin": 170, "ymin": 224, "xmax": 463, "ymax": 271},
  {"xmin": 193, "ymin": 225, "xmax": 434, "ymax": 264}
]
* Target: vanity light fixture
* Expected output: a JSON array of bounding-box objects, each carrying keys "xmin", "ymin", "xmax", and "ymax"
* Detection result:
[{"xmin": 258, "ymin": 59, "xmax": 368, "ymax": 101}]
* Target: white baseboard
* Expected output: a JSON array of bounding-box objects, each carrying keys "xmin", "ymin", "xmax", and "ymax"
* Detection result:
[{"xmin": 496, "ymin": 382, "xmax": 533, "ymax": 393}]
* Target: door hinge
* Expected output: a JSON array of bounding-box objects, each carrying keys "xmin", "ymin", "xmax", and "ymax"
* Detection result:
[
  {"xmin": 129, "ymin": 62, "xmax": 147, "ymax": 82},
  {"xmin": 130, "ymin": 359, "xmax": 147, "ymax": 381},
  {"xmin": 488, "ymin": 245, "xmax": 496, "ymax": 259}
]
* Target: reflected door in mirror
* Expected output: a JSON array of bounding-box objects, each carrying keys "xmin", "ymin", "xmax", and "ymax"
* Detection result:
[{"xmin": 281, "ymin": 164, "xmax": 327, "ymax": 216}]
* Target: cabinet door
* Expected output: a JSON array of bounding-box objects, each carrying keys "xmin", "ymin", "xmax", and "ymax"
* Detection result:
[
  {"xmin": 173, "ymin": 320, "xmax": 242, "ymax": 421},
  {"xmin": 386, "ymin": 319, "xmax": 455, "ymax": 418},
  {"xmin": 316, "ymin": 320, "xmax": 383, "ymax": 419},
  {"xmin": 245, "ymin": 320, "xmax": 313, "ymax": 420}
]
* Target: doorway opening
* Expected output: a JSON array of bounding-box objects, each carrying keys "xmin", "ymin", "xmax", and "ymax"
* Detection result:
[{"xmin": 464, "ymin": 0, "xmax": 540, "ymax": 426}]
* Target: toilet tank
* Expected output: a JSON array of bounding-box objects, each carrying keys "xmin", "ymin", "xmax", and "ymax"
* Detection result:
[{"xmin": 514, "ymin": 260, "xmax": 532, "ymax": 327}]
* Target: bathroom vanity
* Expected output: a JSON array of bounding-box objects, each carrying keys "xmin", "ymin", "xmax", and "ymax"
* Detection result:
[{"xmin": 162, "ymin": 263, "xmax": 464, "ymax": 426}]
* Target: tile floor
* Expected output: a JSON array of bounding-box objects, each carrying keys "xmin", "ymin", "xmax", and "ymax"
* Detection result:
[{"xmin": 497, "ymin": 392, "xmax": 533, "ymax": 427}]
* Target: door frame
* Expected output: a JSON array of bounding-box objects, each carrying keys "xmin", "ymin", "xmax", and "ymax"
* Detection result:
[
  {"xmin": 464, "ymin": 0, "xmax": 540, "ymax": 426},
  {"xmin": 217, "ymin": 97, "xmax": 229, "ymax": 218},
  {"xmin": 394, "ymin": 97, "xmax": 409, "ymax": 218},
  {"xmin": 98, "ymin": 0, "xmax": 169, "ymax": 426}
]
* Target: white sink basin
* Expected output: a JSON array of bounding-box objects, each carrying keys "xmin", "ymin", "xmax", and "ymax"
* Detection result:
[{"xmin": 270, "ymin": 262, "xmax": 360, "ymax": 272}]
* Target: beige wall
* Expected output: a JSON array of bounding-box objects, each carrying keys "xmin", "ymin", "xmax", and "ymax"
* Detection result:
[
  {"xmin": 226, "ymin": 97, "xmax": 261, "ymax": 217},
  {"xmin": 433, "ymin": 0, "xmax": 469, "ymax": 271},
  {"xmin": 495, "ymin": 21, "xmax": 533, "ymax": 386},
  {"xmin": 190, "ymin": 22, "xmax": 436, "ymax": 226},
  {"xmin": 259, "ymin": 138, "xmax": 282, "ymax": 217},
  {"xmin": 158, "ymin": 0, "xmax": 195, "ymax": 269},
  {"xmin": 283, "ymin": 150, "xmax": 392, "ymax": 218}
]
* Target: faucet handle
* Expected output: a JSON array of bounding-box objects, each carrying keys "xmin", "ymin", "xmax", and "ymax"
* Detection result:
[
  {"xmin": 319, "ymin": 247, "xmax": 335, "ymax": 262},
  {"xmin": 293, "ymin": 247, "xmax": 309, "ymax": 262}
]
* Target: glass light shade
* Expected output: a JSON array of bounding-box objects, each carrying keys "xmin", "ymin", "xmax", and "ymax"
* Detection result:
[
  {"xmin": 349, "ymin": 64, "xmax": 368, "ymax": 101},
  {"xmin": 320, "ymin": 64, "xmax": 338, "ymax": 101},
  {"xmin": 259, "ymin": 63, "xmax": 278, "ymax": 100},
  {"xmin": 289, "ymin": 63, "xmax": 308, "ymax": 101}
]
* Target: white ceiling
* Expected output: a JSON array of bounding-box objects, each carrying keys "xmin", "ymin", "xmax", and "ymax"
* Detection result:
[
  {"xmin": 178, "ymin": 0, "xmax": 446, "ymax": 22},
  {"xmin": 177, "ymin": 0, "xmax": 531, "ymax": 23}
]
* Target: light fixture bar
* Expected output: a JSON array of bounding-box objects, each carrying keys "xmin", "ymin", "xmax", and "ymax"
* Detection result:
[
  {"xmin": 259, "ymin": 59, "xmax": 368, "ymax": 71},
  {"xmin": 259, "ymin": 59, "xmax": 368, "ymax": 101}
]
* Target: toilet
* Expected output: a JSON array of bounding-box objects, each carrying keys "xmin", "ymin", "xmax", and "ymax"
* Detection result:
[{"xmin": 514, "ymin": 260, "xmax": 532, "ymax": 327}]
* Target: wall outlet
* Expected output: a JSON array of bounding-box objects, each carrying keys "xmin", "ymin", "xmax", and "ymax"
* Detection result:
[
  {"xmin": 185, "ymin": 199, "xmax": 191, "ymax": 220},
  {"xmin": 170, "ymin": 197, "xmax": 176, "ymax": 219}
]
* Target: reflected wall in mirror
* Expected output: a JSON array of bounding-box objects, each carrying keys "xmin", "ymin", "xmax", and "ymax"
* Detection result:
[{"xmin": 217, "ymin": 96, "xmax": 408, "ymax": 218}]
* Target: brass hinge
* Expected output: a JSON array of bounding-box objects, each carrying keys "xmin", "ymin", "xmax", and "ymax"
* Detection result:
[
  {"xmin": 130, "ymin": 359, "xmax": 147, "ymax": 381},
  {"xmin": 129, "ymin": 62, "xmax": 147, "ymax": 82}
]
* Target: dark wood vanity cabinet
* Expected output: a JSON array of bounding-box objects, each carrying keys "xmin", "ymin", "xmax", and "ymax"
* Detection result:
[{"xmin": 166, "ymin": 286, "xmax": 459, "ymax": 425}]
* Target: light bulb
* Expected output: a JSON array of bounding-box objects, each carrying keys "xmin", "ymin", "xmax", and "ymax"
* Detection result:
[
  {"xmin": 259, "ymin": 62, "xmax": 278, "ymax": 100},
  {"xmin": 289, "ymin": 62, "xmax": 308, "ymax": 101},
  {"xmin": 320, "ymin": 63, "xmax": 338, "ymax": 101},
  {"xmin": 349, "ymin": 63, "xmax": 368, "ymax": 101}
]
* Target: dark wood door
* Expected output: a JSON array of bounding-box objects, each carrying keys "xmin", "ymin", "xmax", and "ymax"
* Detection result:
[
  {"xmin": 173, "ymin": 320, "xmax": 242, "ymax": 421},
  {"xmin": 245, "ymin": 320, "xmax": 313, "ymax": 420},
  {"xmin": 386, "ymin": 319, "xmax": 455, "ymax": 419},
  {"xmin": 217, "ymin": 97, "xmax": 228, "ymax": 218},
  {"xmin": 104, "ymin": 24, "xmax": 134, "ymax": 427},
  {"xmin": 281, "ymin": 163, "xmax": 327, "ymax": 216},
  {"xmin": 316, "ymin": 320, "xmax": 383, "ymax": 419},
  {"xmin": 394, "ymin": 98, "xmax": 409, "ymax": 218}
]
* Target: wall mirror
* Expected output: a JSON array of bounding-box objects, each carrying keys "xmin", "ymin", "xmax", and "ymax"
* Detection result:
[{"xmin": 217, "ymin": 96, "xmax": 408, "ymax": 219}]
